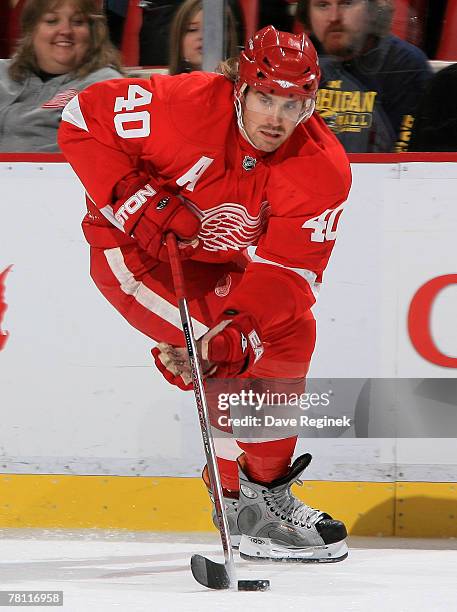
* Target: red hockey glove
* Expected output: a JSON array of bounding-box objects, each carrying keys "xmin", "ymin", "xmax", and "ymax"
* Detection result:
[
  {"xmin": 200, "ymin": 311, "xmax": 264, "ymax": 378},
  {"xmin": 152, "ymin": 343, "xmax": 196, "ymax": 391},
  {"xmin": 112, "ymin": 174, "xmax": 201, "ymax": 261},
  {"xmin": 132, "ymin": 194, "xmax": 201, "ymax": 261},
  {"xmin": 151, "ymin": 311, "xmax": 264, "ymax": 390}
]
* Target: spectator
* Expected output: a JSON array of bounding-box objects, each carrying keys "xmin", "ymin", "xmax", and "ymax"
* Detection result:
[
  {"xmin": 410, "ymin": 63, "xmax": 457, "ymax": 152},
  {"xmin": 168, "ymin": 0, "xmax": 238, "ymax": 75},
  {"xmin": 297, "ymin": 0, "xmax": 432, "ymax": 152},
  {"xmin": 140, "ymin": 0, "xmax": 242, "ymax": 67},
  {"xmin": 0, "ymin": 0, "xmax": 123, "ymax": 153}
]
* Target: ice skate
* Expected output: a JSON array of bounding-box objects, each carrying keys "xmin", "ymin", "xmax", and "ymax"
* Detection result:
[
  {"xmin": 202, "ymin": 466, "xmax": 241, "ymax": 548},
  {"xmin": 237, "ymin": 453, "xmax": 348, "ymax": 563}
]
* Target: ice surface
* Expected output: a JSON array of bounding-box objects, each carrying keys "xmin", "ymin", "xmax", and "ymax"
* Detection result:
[{"xmin": 0, "ymin": 529, "xmax": 455, "ymax": 612}]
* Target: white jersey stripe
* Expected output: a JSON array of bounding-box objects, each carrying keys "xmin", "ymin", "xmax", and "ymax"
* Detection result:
[
  {"xmin": 85, "ymin": 192, "xmax": 125, "ymax": 233},
  {"xmin": 104, "ymin": 247, "xmax": 208, "ymax": 337},
  {"xmin": 61, "ymin": 94, "xmax": 88, "ymax": 132},
  {"xmin": 211, "ymin": 428, "xmax": 289, "ymax": 456},
  {"xmin": 251, "ymin": 253, "xmax": 317, "ymax": 285},
  {"xmin": 235, "ymin": 435, "xmax": 292, "ymax": 444},
  {"xmin": 100, "ymin": 204, "xmax": 125, "ymax": 232},
  {"xmin": 212, "ymin": 433, "xmax": 243, "ymax": 460}
]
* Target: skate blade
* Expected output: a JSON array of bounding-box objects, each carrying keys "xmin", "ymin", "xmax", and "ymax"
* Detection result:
[
  {"xmin": 239, "ymin": 535, "xmax": 348, "ymax": 563},
  {"xmin": 240, "ymin": 551, "xmax": 348, "ymax": 563}
]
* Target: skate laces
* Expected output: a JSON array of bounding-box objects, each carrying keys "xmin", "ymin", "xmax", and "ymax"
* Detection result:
[{"xmin": 264, "ymin": 479, "xmax": 323, "ymax": 528}]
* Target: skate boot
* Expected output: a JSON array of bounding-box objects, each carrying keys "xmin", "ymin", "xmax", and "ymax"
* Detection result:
[
  {"xmin": 237, "ymin": 453, "xmax": 348, "ymax": 563},
  {"xmin": 202, "ymin": 466, "xmax": 241, "ymax": 548}
]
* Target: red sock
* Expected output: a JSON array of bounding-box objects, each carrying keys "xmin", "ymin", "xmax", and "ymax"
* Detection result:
[
  {"xmin": 208, "ymin": 437, "xmax": 297, "ymax": 493},
  {"xmin": 237, "ymin": 436, "xmax": 297, "ymax": 484},
  {"xmin": 214, "ymin": 456, "xmax": 240, "ymax": 494}
]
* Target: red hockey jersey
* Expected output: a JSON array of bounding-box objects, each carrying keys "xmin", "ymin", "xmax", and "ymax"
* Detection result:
[{"xmin": 58, "ymin": 72, "xmax": 351, "ymax": 332}]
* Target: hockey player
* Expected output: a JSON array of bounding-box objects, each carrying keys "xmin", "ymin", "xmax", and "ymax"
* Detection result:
[{"xmin": 58, "ymin": 25, "xmax": 351, "ymax": 562}]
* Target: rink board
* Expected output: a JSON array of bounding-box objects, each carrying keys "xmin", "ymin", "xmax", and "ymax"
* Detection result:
[
  {"xmin": 0, "ymin": 154, "xmax": 456, "ymax": 536},
  {"xmin": 1, "ymin": 475, "xmax": 456, "ymax": 538}
]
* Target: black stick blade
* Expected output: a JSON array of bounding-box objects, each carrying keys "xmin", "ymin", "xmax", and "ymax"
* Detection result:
[{"xmin": 191, "ymin": 554, "xmax": 231, "ymax": 590}]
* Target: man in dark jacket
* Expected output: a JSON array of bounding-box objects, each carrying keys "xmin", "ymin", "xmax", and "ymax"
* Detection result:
[{"xmin": 297, "ymin": 0, "xmax": 432, "ymax": 152}]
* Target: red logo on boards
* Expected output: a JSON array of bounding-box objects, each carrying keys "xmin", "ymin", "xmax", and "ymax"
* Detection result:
[
  {"xmin": 408, "ymin": 274, "xmax": 457, "ymax": 368},
  {"xmin": 0, "ymin": 265, "xmax": 12, "ymax": 351}
]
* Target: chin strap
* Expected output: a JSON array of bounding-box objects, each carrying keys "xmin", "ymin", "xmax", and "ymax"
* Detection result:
[{"xmin": 234, "ymin": 84, "xmax": 259, "ymax": 150}]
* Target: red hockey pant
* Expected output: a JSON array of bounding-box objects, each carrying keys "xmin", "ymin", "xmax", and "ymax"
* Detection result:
[{"xmin": 90, "ymin": 245, "xmax": 316, "ymax": 489}]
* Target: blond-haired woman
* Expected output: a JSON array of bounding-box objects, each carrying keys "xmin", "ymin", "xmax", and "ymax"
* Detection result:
[
  {"xmin": 168, "ymin": 0, "xmax": 239, "ymax": 75},
  {"xmin": 0, "ymin": 0, "xmax": 123, "ymax": 152}
]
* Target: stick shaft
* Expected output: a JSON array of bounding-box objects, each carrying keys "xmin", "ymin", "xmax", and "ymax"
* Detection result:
[
  {"xmin": 167, "ymin": 236, "xmax": 186, "ymax": 300},
  {"xmin": 166, "ymin": 233, "xmax": 236, "ymax": 583}
]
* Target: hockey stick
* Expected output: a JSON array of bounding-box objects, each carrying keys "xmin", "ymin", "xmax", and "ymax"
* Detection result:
[{"xmin": 166, "ymin": 233, "xmax": 269, "ymax": 592}]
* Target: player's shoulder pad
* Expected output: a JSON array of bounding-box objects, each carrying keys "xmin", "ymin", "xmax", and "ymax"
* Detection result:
[
  {"xmin": 75, "ymin": 76, "xmax": 152, "ymax": 108},
  {"xmin": 160, "ymin": 72, "xmax": 235, "ymax": 148}
]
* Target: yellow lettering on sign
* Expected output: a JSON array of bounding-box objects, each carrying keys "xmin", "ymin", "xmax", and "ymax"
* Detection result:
[
  {"xmin": 361, "ymin": 91, "xmax": 377, "ymax": 113},
  {"xmin": 317, "ymin": 89, "xmax": 335, "ymax": 109},
  {"xmin": 348, "ymin": 91, "xmax": 361, "ymax": 112}
]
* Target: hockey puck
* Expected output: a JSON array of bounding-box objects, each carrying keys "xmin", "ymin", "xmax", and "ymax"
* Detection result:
[{"xmin": 237, "ymin": 579, "xmax": 270, "ymax": 591}]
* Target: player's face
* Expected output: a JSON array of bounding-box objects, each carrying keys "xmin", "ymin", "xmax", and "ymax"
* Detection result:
[
  {"xmin": 33, "ymin": 1, "xmax": 90, "ymax": 74},
  {"xmin": 242, "ymin": 90, "xmax": 304, "ymax": 152},
  {"xmin": 309, "ymin": 0, "xmax": 371, "ymax": 58},
  {"xmin": 182, "ymin": 10, "xmax": 203, "ymax": 69}
]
